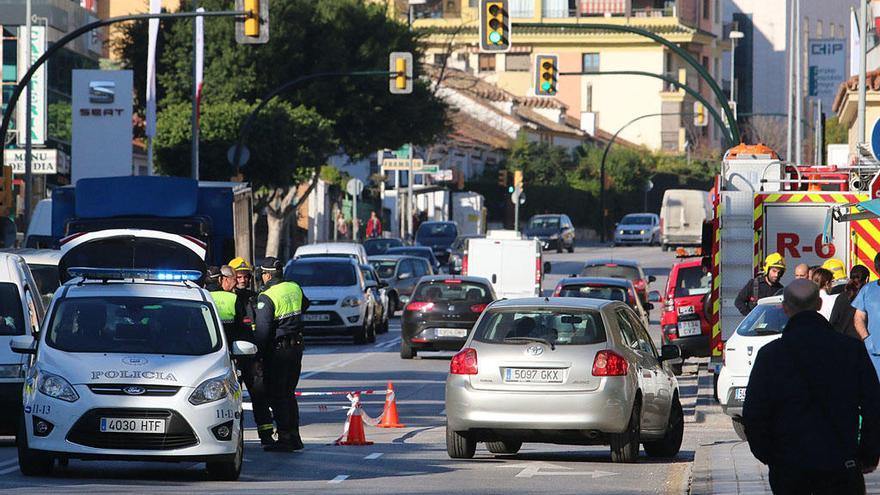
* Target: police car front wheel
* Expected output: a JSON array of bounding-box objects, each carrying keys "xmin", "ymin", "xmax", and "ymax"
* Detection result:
[{"xmin": 17, "ymin": 416, "xmax": 53, "ymax": 476}]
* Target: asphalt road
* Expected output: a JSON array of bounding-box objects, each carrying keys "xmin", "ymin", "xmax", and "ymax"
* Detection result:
[{"xmin": 0, "ymin": 244, "xmax": 704, "ymax": 494}]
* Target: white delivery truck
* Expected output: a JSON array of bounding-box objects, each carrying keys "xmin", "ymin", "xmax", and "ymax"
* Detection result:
[
  {"xmin": 660, "ymin": 189, "xmax": 711, "ymax": 251},
  {"xmin": 464, "ymin": 235, "xmax": 542, "ymax": 299}
]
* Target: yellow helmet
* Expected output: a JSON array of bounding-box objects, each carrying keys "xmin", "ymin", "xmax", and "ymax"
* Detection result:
[
  {"xmin": 228, "ymin": 257, "xmax": 252, "ymax": 273},
  {"xmin": 764, "ymin": 253, "xmax": 786, "ymax": 272},
  {"xmin": 821, "ymin": 258, "xmax": 847, "ymax": 281}
]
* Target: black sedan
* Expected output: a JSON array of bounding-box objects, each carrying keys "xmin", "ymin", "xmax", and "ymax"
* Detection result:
[
  {"xmin": 523, "ymin": 214, "xmax": 576, "ymax": 253},
  {"xmin": 363, "ymin": 237, "xmax": 405, "ymax": 256},
  {"xmin": 400, "ymin": 276, "xmax": 495, "ymax": 359},
  {"xmin": 386, "ymin": 246, "xmax": 443, "ymax": 274}
]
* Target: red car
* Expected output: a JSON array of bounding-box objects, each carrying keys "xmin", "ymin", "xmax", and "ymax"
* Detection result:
[{"xmin": 660, "ymin": 258, "xmax": 712, "ymax": 358}]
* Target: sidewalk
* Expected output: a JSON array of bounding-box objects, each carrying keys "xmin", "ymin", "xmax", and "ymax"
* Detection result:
[{"xmin": 688, "ymin": 367, "xmax": 880, "ymax": 494}]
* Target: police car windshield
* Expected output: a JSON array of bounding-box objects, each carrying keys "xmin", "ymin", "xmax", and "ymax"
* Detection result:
[{"xmin": 45, "ymin": 297, "xmax": 222, "ymax": 355}]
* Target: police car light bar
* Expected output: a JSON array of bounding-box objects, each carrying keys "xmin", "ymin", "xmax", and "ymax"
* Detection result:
[{"xmin": 67, "ymin": 267, "xmax": 202, "ymax": 282}]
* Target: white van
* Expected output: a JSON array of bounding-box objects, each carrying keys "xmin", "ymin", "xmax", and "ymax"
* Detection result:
[
  {"xmin": 293, "ymin": 242, "xmax": 368, "ymax": 265},
  {"xmin": 464, "ymin": 238, "xmax": 542, "ymax": 299},
  {"xmin": 24, "ymin": 199, "xmax": 53, "ymax": 248},
  {"xmin": 660, "ymin": 189, "xmax": 711, "ymax": 251},
  {"xmin": 0, "ymin": 253, "xmax": 44, "ymax": 434}
]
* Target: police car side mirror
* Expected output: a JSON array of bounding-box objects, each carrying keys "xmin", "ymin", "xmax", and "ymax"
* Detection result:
[
  {"xmin": 231, "ymin": 340, "xmax": 257, "ymax": 357},
  {"xmin": 10, "ymin": 335, "xmax": 36, "ymax": 355}
]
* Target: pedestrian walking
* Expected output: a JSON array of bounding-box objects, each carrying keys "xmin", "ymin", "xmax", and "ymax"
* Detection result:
[
  {"xmin": 793, "ymin": 263, "xmax": 809, "ymax": 280},
  {"xmin": 811, "ymin": 267, "xmax": 837, "ymax": 321},
  {"xmin": 853, "ymin": 254, "xmax": 880, "ymax": 381},
  {"xmin": 366, "ymin": 210, "xmax": 382, "ymax": 239},
  {"xmin": 743, "ymin": 279, "xmax": 880, "ymax": 495},
  {"xmin": 735, "ymin": 253, "xmax": 786, "ymax": 316},
  {"xmin": 336, "ymin": 211, "xmax": 349, "ymax": 240},
  {"xmin": 829, "ymin": 265, "xmax": 869, "ymax": 341},
  {"xmin": 254, "ymin": 257, "xmax": 309, "ymax": 452}
]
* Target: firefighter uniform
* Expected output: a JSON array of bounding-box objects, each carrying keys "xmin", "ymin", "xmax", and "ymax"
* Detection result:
[
  {"xmin": 735, "ymin": 253, "xmax": 786, "ymax": 316},
  {"xmin": 254, "ymin": 258, "xmax": 309, "ymax": 452}
]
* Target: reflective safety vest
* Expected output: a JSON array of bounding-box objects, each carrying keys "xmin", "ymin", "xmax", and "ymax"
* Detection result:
[
  {"xmin": 261, "ymin": 281, "xmax": 304, "ymax": 320},
  {"xmin": 210, "ymin": 290, "xmax": 238, "ymax": 323}
]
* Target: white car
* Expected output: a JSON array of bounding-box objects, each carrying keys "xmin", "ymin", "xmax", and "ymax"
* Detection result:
[
  {"xmin": 293, "ymin": 242, "xmax": 368, "ymax": 265},
  {"xmin": 716, "ymin": 295, "xmax": 788, "ymax": 440},
  {"xmin": 284, "ymin": 257, "xmax": 375, "ymax": 344},
  {"xmin": 7, "ymin": 248, "xmax": 63, "ymax": 308},
  {"xmin": 14, "ymin": 229, "xmax": 255, "ymax": 480}
]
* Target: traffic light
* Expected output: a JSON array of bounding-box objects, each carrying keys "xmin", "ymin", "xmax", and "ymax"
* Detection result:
[
  {"xmin": 0, "ymin": 166, "xmax": 13, "ymax": 216},
  {"xmin": 534, "ymin": 54, "xmax": 558, "ymax": 96},
  {"xmin": 693, "ymin": 101, "xmax": 707, "ymax": 127},
  {"xmin": 389, "ymin": 52, "xmax": 413, "ymax": 95},
  {"xmin": 480, "ymin": 0, "xmax": 510, "ymax": 52},
  {"xmin": 513, "ymin": 170, "xmax": 523, "ymax": 190},
  {"xmin": 497, "ymin": 170, "xmax": 509, "ymax": 188},
  {"xmin": 235, "ymin": 0, "xmax": 270, "ymax": 44}
]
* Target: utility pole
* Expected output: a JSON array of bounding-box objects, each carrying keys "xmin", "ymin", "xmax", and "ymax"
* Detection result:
[
  {"xmin": 794, "ymin": 0, "xmax": 802, "ymax": 164},
  {"xmin": 814, "ymin": 99, "xmax": 823, "ymax": 165},
  {"xmin": 190, "ymin": 0, "xmax": 200, "ymax": 180},
  {"xmin": 786, "ymin": 1, "xmax": 794, "ymax": 161},
  {"xmin": 859, "ymin": 0, "xmax": 868, "ymax": 144},
  {"xmin": 23, "ymin": 0, "xmax": 33, "ymax": 226}
]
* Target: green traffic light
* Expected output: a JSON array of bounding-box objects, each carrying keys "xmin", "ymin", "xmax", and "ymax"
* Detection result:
[
  {"xmin": 488, "ymin": 31, "xmax": 502, "ymax": 44},
  {"xmin": 541, "ymin": 82, "xmax": 553, "ymax": 92},
  {"xmin": 508, "ymin": 186, "xmax": 514, "ymax": 193}
]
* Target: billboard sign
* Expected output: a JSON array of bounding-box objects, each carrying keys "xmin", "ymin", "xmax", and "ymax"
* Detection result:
[
  {"xmin": 16, "ymin": 25, "xmax": 47, "ymax": 146},
  {"xmin": 71, "ymin": 70, "xmax": 133, "ymax": 183},
  {"xmin": 808, "ymin": 39, "xmax": 846, "ymax": 110},
  {"xmin": 3, "ymin": 149, "xmax": 70, "ymax": 174}
]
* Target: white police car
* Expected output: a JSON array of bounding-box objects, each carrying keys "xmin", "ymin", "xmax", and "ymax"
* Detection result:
[{"xmin": 12, "ymin": 230, "xmax": 255, "ymax": 480}]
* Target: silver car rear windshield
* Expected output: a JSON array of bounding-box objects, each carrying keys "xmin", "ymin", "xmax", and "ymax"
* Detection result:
[
  {"xmin": 45, "ymin": 297, "xmax": 222, "ymax": 355},
  {"xmin": 473, "ymin": 309, "xmax": 606, "ymax": 346},
  {"xmin": 736, "ymin": 302, "xmax": 788, "ymax": 337}
]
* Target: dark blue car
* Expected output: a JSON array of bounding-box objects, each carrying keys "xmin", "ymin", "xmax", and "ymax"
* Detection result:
[{"xmin": 414, "ymin": 221, "xmax": 458, "ymax": 264}]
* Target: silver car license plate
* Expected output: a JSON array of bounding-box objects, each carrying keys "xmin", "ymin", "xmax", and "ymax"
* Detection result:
[
  {"xmin": 503, "ymin": 368, "xmax": 563, "ymax": 383},
  {"xmin": 678, "ymin": 320, "xmax": 702, "ymax": 337},
  {"xmin": 100, "ymin": 417, "xmax": 167, "ymax": 434},
  {"xmin": 436, "ymin": 328, "xmax": 467, "ymax": 338},
  {"xmin": 734, "ymin": 388, "xmax": 747, "ymax": 401},
  {"xmin": 303, "ymin": 314, "xmax": 330, "ymax": 322}
]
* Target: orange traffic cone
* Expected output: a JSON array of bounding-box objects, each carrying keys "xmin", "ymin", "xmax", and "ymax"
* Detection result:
[
  {"xmin": 378, "ymin": 382, "xmax": 405, "ymax": 428},
  {"xmin": 337, "ymin": 405, "xmax": 373, "ymax": 446}
]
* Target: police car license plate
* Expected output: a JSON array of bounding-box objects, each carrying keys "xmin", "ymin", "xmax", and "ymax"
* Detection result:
[
  {"xmin": 678, "ymin": 320, "xmax": 702, "ymax": 337},
  {"xmin": 436, "ymin": 328, "xmax": 467, "ymax": 338},
  {"xmin": 100, "ymin": 417, "xmax": 167, "ymax": 434},
  {"xmin": 503, "ymin": 368, "xmax": 563, "ymax": 383},
  {"xmin": 303, "ymin": 314, "xmax": 330, "ymax": 322},
  {"xmin": 734, "ymin": 388, "xmax": 747, "ymax": 401}
]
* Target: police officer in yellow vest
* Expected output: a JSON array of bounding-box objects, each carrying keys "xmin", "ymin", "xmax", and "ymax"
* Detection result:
[
  {"xmin": 211, "ymin": 266, "xmax": 275, "ymax": 446},
  {"xmin": 254, "ymin": 257, "xmax": 309, "ymax": 452}
]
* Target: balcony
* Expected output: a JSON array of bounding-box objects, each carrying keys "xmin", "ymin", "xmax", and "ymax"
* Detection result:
[{"xmin": 539, "ymin": 0, "xmax": 678, "ymax": 19}]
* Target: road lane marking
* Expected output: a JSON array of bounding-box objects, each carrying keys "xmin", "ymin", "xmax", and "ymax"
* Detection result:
[
  {"xmin": 301, "ymin": 352, "xmax": 373, "ymax": 380},
  {"xmin": 0, "ymin": 458, "xmax": 17, "ymax": 468},
  {"xmin": 500, "ymin": 462, "xmax": 617, "ymax": 479},
  {"xmin": 0, "ymin": 465, "xmax": 18, "ymax": 475},
  {"xmin": 364, "ymin": 452, "xmax": 383, "ymax": 460},
  {"xmin": 329, "ymin": 475, "xmax": 349, "ymax": 484}
]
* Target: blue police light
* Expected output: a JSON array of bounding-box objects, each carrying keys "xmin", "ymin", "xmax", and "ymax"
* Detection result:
[{"xmin": 67, "ymin": 267, "xmax": 202, "ymax": 282}]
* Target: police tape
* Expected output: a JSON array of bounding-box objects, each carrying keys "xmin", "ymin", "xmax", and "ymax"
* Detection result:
[{"xmin": 295, "ymin": 389, "xmax": 382, "ymax": 397}]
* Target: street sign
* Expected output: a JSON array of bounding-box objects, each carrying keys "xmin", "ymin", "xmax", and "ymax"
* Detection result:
[
  {"xmin": 226, "ymin": 144, "xmax": 250, "ymax": 167},
  {"xmin": 432, "ymin": 169, "xmax": 454, "ymax": 181},
  {"xmin": 418, "ymin": 165, "xmax": 439, "ymax": 174},
  {"xmin": 644, "ymin": 179, "xmax": 654, "ymax": 192},
  {"xmin": 346, "ymin": 178, "xmax": 364, "ymax": 197},
  {"xmin": 3, "ymin": 148, "xmax": 69, "ymax": 174},
  {"xmin": 395, "ymin": 144, "xmax": 411, "ymax": 157},
  {"xmin": 870, "ymin": 117, "xmax": 880, "ymax": 162},
  {"xmin": 382, "ymin": 159, "xmax": 424, "ymax": 171}
]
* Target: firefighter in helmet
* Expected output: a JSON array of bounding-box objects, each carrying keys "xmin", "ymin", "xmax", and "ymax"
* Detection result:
[{"xmin": 735, "ymin": 252, "xmax": 786, "ymax": 316}]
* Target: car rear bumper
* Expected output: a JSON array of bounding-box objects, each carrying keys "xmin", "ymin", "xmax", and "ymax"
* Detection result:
[{"xmin": 445, "ymin": 375, "xmax": 635, "ymax": 434}]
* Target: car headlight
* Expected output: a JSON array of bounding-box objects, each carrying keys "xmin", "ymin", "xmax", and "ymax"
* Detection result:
[
  {"xmin": 37, "ymin": 371, "xmax": 79, "ymax": 402},
  {"xmin": 619, "ymin": 230, "xmax": 625, "ymax": 235},
  {"xmin": 341, "ymin": 296, "xmax": 362, "ymax": 307},
  {"xmin": 189, "ymin": 371, "xmax": 238, "ymax": 406},
  {"xmin": 0, "ymin": 364, "xmax": 23, "ymax": 378}
]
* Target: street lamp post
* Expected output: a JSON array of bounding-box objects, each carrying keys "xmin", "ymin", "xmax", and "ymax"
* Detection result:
[{"xmin": 729, "ymin": 30, "xmax": 744, "ymax": 105}]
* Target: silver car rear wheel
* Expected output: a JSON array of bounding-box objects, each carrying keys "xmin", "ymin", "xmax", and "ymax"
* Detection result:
[
  {"xmin": 486, "ymin": 440, "xmax": 522, "ymax": 455},
  {"xmin": 446, "ymin": 424, "xmax": 476, "ymax": 459},
  {"xmin": 610, "ymin": 399, "xmax": 641, "ymax": 463},
  {"xmin": 643, "ymin": 395, "xmax": 684, "ymax": 458}
]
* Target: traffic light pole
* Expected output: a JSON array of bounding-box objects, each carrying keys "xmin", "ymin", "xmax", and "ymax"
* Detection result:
[
  {"xmin": 558, "ymin": 70, "xmax": 733, "ymax": 147},
  {"xmin": 0, "ymin": 10, "xmax": 250, "ymax": 174}
]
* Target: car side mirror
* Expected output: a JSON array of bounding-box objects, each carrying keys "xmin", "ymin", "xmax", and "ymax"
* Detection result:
[
  {"xmin": 543, "ymin": 261, "xmax": 552, "ymax": 274},
  {"xmin": 231, "ymin": 340, "xmax": 258, "ymax": 357},
  {"xmin": 648, "ymin": 290, "xmax": 662, "ymax": 303},
  {"xmin": 398, "ymin": 272, "xmax": 412, "ymax": 280},
  {"xmin": 659, "ymin": 344, "xmax": 682, "ymax": 362},
  {"xmin": 648, "ymin": 275, "xmax": 657, "ymax": 283},
  {"xmin": 10, "ymin": 335, "xmax": 36, "ymax": 355},
  {"xmin": 365, "ymin": 281, "xmax": 378, "ymax": 289},
  {"xmin": 647, "ymin": 303, "xmax": 655, "ymax": 311}
]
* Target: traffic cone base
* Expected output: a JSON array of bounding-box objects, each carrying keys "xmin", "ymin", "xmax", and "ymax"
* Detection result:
[
  {"xmin": 378, "ymin": 381, "xmax": 405, "ymax": 428},
  {"xmin": 337, "ymin": 409, "xmax": 373, "ymax": 446}
]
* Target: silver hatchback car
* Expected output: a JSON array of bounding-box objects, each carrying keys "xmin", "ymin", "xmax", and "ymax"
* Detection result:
[{"xmin": 445, "ymin": 297, "xmax": 683, "ymax": 463}]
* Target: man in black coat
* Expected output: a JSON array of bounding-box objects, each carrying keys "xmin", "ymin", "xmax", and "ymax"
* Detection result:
[{"xmin": 743, "ymin": 279, "xmax": 880, "ymax": 494}]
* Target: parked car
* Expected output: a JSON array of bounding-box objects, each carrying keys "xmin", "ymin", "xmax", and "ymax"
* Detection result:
[
  {"xmin": 716, "ymin": 296, "xmax": 787, "ymax": 441},
  {"xmin": 363, "ymin": 237, "xmax": 405, "ymax": 257},
  {"xmin": 361, "ymin": 263, "xmax": 390, "ymax": 334},
  {"xmin": 447, "ymin": 234, "xmax": 484, "ymax": 275},
  {"xmin": 660, "ymin": 189, "xmax": 711, "ymax": 252},
  {"xmin": 552, "ymin": 277, "xmax": 655, "ymax": 330},
  {"xmin": 445, "ymin": 297, "xmax": 683, "ymax": 462},
  {"xmin": 293, "ymin": 242, "xmax": 369, "ymax": 265},
  {"xmin": 614, "ymin": 213, "xmax": 660, "ymax": 246},
  {"xmin": 660, "ymin": 258, "xmax": 713, "ymax": 358},
  {"xmin": 284, "ymin": 257, "xmax": 376, "ymax": 344},
  {"xmin": 415, "ymin": 221, "xmax": 458, "ymax": 264},
  {"xmin": 2, "ymin": 248, "xmax": 62, "ymax": 309},
  {"xmin": 0, "ymin": 253, "xmax": 45, "ymax": 435},
  {"xmin": 523, "ymin": 214, "xmax": 575, "ymax": 253},
  {"xmin": 386, "ymin": 246, "xmax": 443, "ymax": 274},
  {"xmin": 400, "ymin": 276, "xmax": 496, "ymax": 359},
  {"xmin": 368, "ymin": 255, "xmax": 434, "ymax": 312},
  {"xmin": 579, "ymin": 259, "xmax": 655, "ymax": 306}
]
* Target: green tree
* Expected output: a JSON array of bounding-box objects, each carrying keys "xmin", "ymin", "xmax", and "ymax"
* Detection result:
[
  {"xmin": 506, "ymin": 134, "xmax": 574, "ymax": 187},
  {"xmin": 825, "ymin": 116, "xmax": 848, "ymax": 145},
  {"xmin": 47, "ymin": 102, "xmax": 72, "ymax": 143}
]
